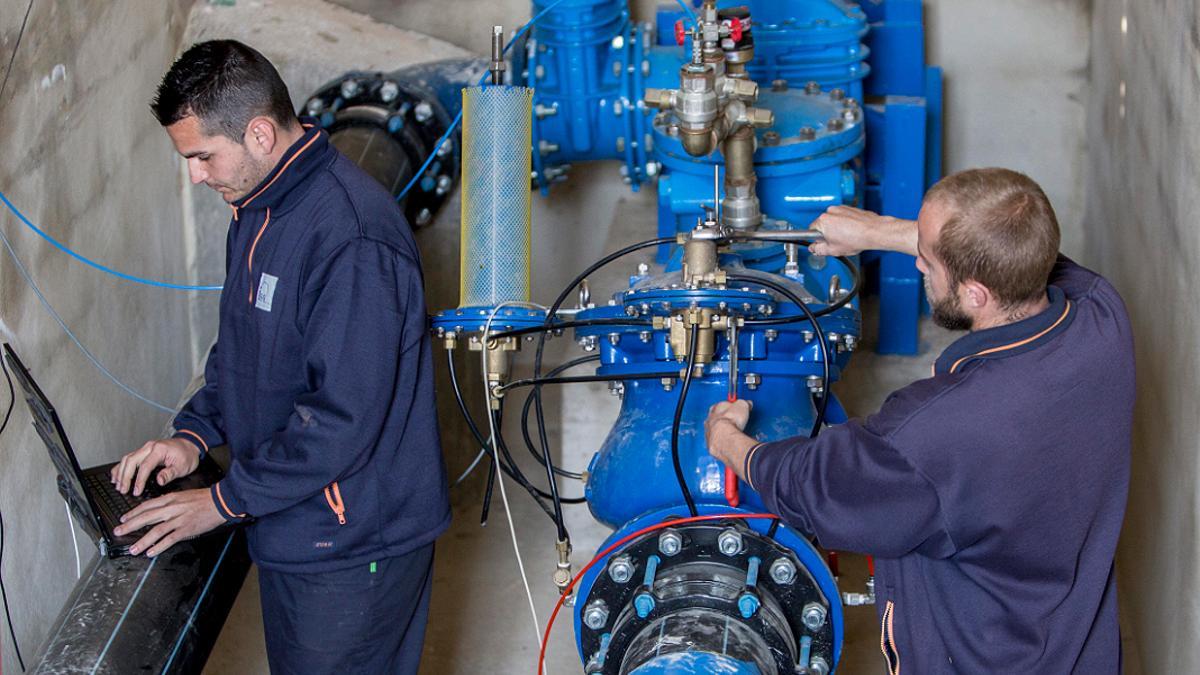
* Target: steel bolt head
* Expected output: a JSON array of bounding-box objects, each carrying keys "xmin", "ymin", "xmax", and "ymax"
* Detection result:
[
  {"xmin": 829, "ymin": 87, "xmax": 845, "ymax": 101},
  {"xmin": 416, "ymin": 208, "xmax": 433, "ymax": 226},
  {"xmin": 607, "ymin": 555, "xmax": 635, "ymax": 584},
  {"xmin": 379, "ymin": 80, "xmax": 400, "ymax": 103},
  {"xmin": 305, "ymin": 98, "xmax": 324, "ymax": 115},
  {"xmin": 763, "ymin": 131, "xmax": 782, "ymax": 147},
  {"xmin": 717, "ymin": 528, "xmax": 743, "ymax": 556},
  {"xmin": 658, "ymin": 530, "xmax": 683, "ymax": 556},
  {"xmin": 340, "ymin": 79, "xmax": 360, "ymax": 99},
  {"xmin": 414, "ymin": 101, "xmax": 434, "ymax": 122},
  {"xmin": 769, "ymin": 558, "xmax": 796, "ymax": 585},
  {"xmin": 804, "ymin": 81, "xmax": 821, "ymax": 95},
  {"xmin": 798, "ymin": 126, "xmax": 817, "ymax": 141},
  {"xmin": 808, "ymin": 656, "xmax": 830, "ymax": 675},
  {"xmin": 771, "ymin": 79, "xmax": 788, "ymax": 92},
  {"xmin": 802, "ymin": 602, "xmax": 827, "ymax": 631},
  {"xmin": 583, "ymin": 600, "xmax": 610, "ymax": 629}
]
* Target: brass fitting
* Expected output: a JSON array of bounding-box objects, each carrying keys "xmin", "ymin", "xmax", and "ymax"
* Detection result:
[
  {"xmin": 553, "ymin": 538, "xmax": 573, "ymax": 591},
  {"xmin": 468, "ymin": 332, "xmax": 521, "ymax": 408}
]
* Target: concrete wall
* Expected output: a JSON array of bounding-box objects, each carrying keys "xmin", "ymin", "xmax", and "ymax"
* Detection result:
[
  {"xmin": 0, "ymin": 0, "xmax": 192, "ymax": 668},
  {"xmin": 1087, "ymin": 1, "xmax": 1199, "ymax": 672},
  {"xmin": 925, "ymin": 0, "xmax": 1091, "ymax": 256}
]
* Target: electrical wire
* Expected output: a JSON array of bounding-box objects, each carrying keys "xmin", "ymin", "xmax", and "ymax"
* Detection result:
[
  {"xmin": 728, "ymin": 273, "xmax": 831, "ymax": 437},
  {"xmin": 0, "ymin": 224, "xmax": 175, "ymax": 414},
  {"xmin": 0, "ymin": 353, "xmax": 26, "ymax": 672},
  {"xmin": 481, "ymin": 303, "xmax": 546, "ymax": 665},
  {"xmin": 0, "ymin": 189, "xmax": 222, "ymax": 292},
  {"xmin": 491, "ymin": 317, "xmax": 653, "ymax": 341},
  {"xmin": 671, "ymin": 325, "xmax": 701, "ymax": 516},
  {"xmin": 395, "ymin": 0, "xmax": 571, "ymax": 204},
  {"xmin": 530, "ymin": 236, "xmax": 675, "ymax": 544},
  {"xmin": 64, "ymin": 501, "xmax": 81, "ymax": 579},
  {"xmin": 445, "ymin": 350, "xmax": 580, "ymax": 519},
  {"xmin": 674, "ymin": 0, "xmax": 699, "ymax": 22},
  {"xmin": 536, "ymin": 512, "xmax": 780, "ymax": 674},
  {"xmin": 498, "ymin": 369, "xmax": 680, "ymax": 393},
  {"xmin": 745, "ymin": 255, "xmax": 862, "ymax": 323},
  {"xmin": 520, "ymin": 355, "xmax": 599, "ymax": 480}
]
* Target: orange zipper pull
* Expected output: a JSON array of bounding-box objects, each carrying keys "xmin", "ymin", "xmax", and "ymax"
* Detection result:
[{"xmin": 324, "ymin": 483, "xmax": 347, "ymax": 525}]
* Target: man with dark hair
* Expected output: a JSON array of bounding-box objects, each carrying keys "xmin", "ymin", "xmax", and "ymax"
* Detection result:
[
  {"xmin": 108, "ymin": 40, "xmax": 450, "ymax": 673},
  {"xmin": 706, "ymin": 168, "xmax": 1133, "ymax": 673}
]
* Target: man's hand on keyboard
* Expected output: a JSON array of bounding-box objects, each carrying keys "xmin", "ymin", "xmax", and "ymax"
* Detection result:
[
  {"xmin": 111, "ymin": 437, "xmax": 201, "ymax": 497},
  {"xmin": 113, "ymin": 488, "xmax": 224, "ymax": 556}
]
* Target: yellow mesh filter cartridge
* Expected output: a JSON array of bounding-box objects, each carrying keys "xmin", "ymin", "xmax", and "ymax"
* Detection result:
[{"xmin": 459, "ymin": 85, "xmax": 534, "ymax": 307}]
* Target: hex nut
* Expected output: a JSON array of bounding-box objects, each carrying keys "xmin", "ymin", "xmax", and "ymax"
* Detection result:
[
  {"xmin": 717, "ymin": 528, "xmax": 743, "ymax": 556},
  {"xmin": 769, "ymin": 557, "xmax": 797, "ymax": 585},
  {"xmin": 583, "ymin": 600, "xmax": 610, "ymax": 630},
  {"xmin": 607, "ymin": 555, "xmax": 635, "ymax": 583},
  {"xmin": 659, "ymin": 530, "xmax": 683, "ymax": 556},
  {"xmin": 802, "ymin": 602, "xmax": 827, "ymax": 631}
]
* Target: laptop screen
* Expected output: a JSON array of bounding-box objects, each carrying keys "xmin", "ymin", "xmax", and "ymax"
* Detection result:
[{"xmin": 2, "ymin": 345, "xmax": 99, "ymax": 530}]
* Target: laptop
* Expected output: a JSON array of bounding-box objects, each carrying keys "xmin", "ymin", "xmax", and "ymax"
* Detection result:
[{"xmin": 3, "ymin": 343, "xmax": 224, "ymax": 557}]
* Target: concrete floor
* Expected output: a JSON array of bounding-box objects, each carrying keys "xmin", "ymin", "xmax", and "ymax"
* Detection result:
[{"xmin": 201, "ymin": 161, "xmax": 957, "ymax": 674}]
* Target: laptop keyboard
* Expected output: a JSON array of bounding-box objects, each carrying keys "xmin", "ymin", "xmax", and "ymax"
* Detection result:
[{"xmin": 82, "ymin": 472, "xmax": 152, "ymax": 535}]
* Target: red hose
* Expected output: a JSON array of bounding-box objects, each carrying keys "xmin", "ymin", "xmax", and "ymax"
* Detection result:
[{"xmin": 537, "ymin": 513, "xmax": 780, "ymax": 673}]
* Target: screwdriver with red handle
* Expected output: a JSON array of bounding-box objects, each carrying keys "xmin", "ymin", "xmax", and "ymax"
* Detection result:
[{"xmin": 725, "ymin": 322, "xmax": 741, "ymax": 507}]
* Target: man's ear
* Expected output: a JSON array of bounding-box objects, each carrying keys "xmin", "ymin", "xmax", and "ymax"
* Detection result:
[
  {"xmin": 961, "ymin": 280, "xmax": 992, "ymax": 310},
  {"xmin": 244, "ymin": 116, "xmax": 278, "ymax": 156}
]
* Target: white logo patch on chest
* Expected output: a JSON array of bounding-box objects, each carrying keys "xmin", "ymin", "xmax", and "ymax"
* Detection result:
[{"xmin": 255, "ymin": 273, "xmax": 279, "ymax": 312}]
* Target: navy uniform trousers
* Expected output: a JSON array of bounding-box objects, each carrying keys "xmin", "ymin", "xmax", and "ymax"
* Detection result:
[{"xmin": 258, "ymin": 543, "xmax": 435, "ymax": 674}]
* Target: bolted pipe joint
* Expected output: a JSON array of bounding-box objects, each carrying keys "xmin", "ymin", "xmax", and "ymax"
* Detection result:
[
  {"xmin": 658, "ymin": 529, "xmax": 683, "ymax": 556},
  {"xmin": 607, "ymin": 555, "xmax": 635, "ymax": 584},
  {"xmin": 583, "ymin": 599, "xmax": 610, "ymax": 630},
  {"xmin": 717, "ymin": 528, "xmax": 744, "ymax": 556},
  {"xmin": 769, "ymin": 557, "xmax": 797, "ymax": 585},
  {"xmin": 738, "ymin": 556, "xmax": 762, "ymax": 618},
  {"xmin": 802, "ymin": 602, "xmax": 828, "ymax": 631}
]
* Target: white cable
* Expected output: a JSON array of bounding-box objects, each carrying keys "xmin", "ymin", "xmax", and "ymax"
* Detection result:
[
  {"xmin": 481, "ymin": 301, "xmax": 548, "ymax": 669},
  {"xmin": 64, "ymin": 500, "xmax": 80, "ymax": 579}
]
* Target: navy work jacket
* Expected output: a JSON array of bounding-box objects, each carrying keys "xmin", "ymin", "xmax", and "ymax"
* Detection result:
[
  {"xmin": 173, "ymin": 123, "xmax": 450, "ymax": 573},
  {"xmin": 748, "ymin": 258, "xmax": 1133, "ymax": 673}
]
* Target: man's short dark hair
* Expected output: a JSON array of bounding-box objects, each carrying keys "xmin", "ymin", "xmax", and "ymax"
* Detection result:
[
  {"xmin": 151, "ymin": 40, "xmax": 297, "ymax": 141},
  {"xmin": 926, "ymin": 168, "xmax": 1061, "ymax": 309}
]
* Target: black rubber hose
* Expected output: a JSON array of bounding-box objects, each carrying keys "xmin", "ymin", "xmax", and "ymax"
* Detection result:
[
  {"xmin": 499, "ymin": 370, "xmax": 681, "ymax": 393},
  {"xmin": 521, "ymin": 355, "xmax": 600, "ymax": 480},
  {"xmin": 672, "ymin": 324, "xmax": 701, "ymax": 517},
  {"xmin": 744, "ymin": 255, "xmax": 862, "ymax": 324},
  {"xmin": 492, "ymin": 317, "xmax": 653, "ymax": 341},
  {"xmin": 445, "ymin": 350, "xmax": 564, "ymax": 524},
  {"xmin": 532, "ymin": 236, "xmax": 677, "ymax": 544},
  {"xmin": 480, "ymin": 446, "xmax": 497, "ymax": 526},
  {"xmin": 727, "ymin": 274, "xmax": 831, "ymax": 438}
]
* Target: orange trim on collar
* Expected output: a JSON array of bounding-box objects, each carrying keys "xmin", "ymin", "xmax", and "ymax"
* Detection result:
[
  {"xmin": 948, "ymin": 300, "xmax": 1073, "ymax": 374},
  {"xmin": 246, "ymin": 208, "xmax": 272, "ymax": 303},
  {"xmin": 239, "ymin": 133, "xmax": 320, "ymax": 209}
]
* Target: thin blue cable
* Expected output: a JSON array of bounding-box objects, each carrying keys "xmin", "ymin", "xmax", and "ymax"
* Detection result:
[
  {"xmin": 0, "ymin": 188, "xmax": 222, "ymax": 291},
  {"xmin": 675, "ymin": 0, "xmax": 699, "ymax": 22},
  {"xmin": 395, "ymin": 0, "xmax": 571, "ymax": 203},
  {"xmin": 0, "ymin": 224, "xmax": 176, "ymax": 414}
]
